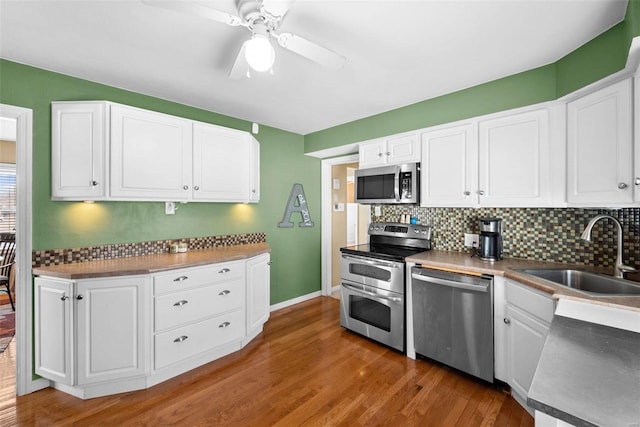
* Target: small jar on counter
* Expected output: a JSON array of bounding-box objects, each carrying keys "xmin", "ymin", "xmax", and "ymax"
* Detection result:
[
  {"xmin": 169, "ymin": 243, "xmax": 179, "ymax": 254},
  {"xmin": 178, "ymin": 242, "xmax": 188, "ymax": 253}
]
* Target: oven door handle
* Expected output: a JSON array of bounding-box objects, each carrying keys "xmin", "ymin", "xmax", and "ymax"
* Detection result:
[
  {"xmin": 341, "ymin": 254, "xmax": 401, "ymax": 269},
  {"xmin": 342, "ymin": 283, "xmax": 403, "ymax": 303},
  {"xmin": 412, "ymin": 273, "xmax": 489, "ymax": 293}
]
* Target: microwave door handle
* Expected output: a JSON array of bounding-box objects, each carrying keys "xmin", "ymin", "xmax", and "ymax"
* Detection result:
[{"xmin": 395, "ymin": 166, "xmax": 401, "ymax": 201}]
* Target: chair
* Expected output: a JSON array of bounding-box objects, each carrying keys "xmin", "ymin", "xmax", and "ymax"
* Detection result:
[{"xmin": 0, "ymin": 236, "xmax": 16, "ymax": 311}]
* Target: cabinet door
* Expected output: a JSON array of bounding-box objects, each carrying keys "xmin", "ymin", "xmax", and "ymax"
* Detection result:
[
  {"xmin": 478, "ymin": 109, "xmax": 550, "ymax": 206},
  {"xmin": 567, "ymin": 78, "xmax": 633, "ymax": 205},
  {"xmin": 386, "ymin": 133, "xmax": 420, "ymax": 164},
  {"xmin": 246, "ymin": 253, "xmax": 270, "ymax": 335},
  {"xmin": 35, "ymin": 278, "xmax": 74, "ymax": 385},
  {"xmin": 111, "ymin": 104, "xmax": 192, "ymax": 200},
  {"xmin": 75, "ymin": 276, "xmax": 148, "ymax": 385},
  {"xmin": 51, "ymin": 102, "xmax": 107, "ymax": 200},
  {"xmin": 358, "ymin": 139, "xmax": 387, "ymax": 168},
  {"xmin": 249, "ymin": 137, "xmax": 260, "ymax": 203},
  {"xmin": 505, "ymin": 304, "xmax": 549, "ymax": 402},
  {"xmin": 420, "ymin": 124, "xmax": 477, "ymax": 207},
  {"xmin": 192, "ymin": 123, "xmax": 251, "ymax": 201}
]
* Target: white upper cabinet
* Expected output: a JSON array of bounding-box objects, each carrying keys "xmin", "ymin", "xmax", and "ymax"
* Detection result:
[
  {"xmin": 420, "ymin": 108, "xmax": 551, "ymax": 207},
  {"xmin": 567, "ymin": 78, "xmax": 633, "ymax": 206},
  {"xmin": 420, "ymin": 123, "xmax": 477, "ymax": 206},
  {"xmin": 51, "ymin": 101, "xmax": 260, "ymax": 203},
  {"xmin": 52, "ymin": 102, "xmax": 107, "ymax": 200},
  {"xmin": 193, "ymin": 122, "xmax": 251, "ymax": 202},
  {"xmin": 359, "ymin": 133, "xmax": 420, "ymax": 168},
  {"xmin": 111, "ymin": 104, "xmax": 192, "ymax": 201},
  {"xmin": 478, "ymin": 108, "xmax": 550, "ymax": 206},
  {"xmin": 635, "ymin": 73, "xmax": 640, "ymax": 202}
]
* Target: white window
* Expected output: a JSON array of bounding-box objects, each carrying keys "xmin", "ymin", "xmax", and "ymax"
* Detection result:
[{"xmin": 0, "ymin": 163, "xmax": 16, "ymax": 233}]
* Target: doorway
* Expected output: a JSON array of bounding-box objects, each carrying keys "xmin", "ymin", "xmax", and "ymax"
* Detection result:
[
  {"xmin": 0, "ymin": 104, "xmax": 39, "ymax": 397},
  {"xmin": 321, "ymin": 155, "xmax": 370, "ymax": 297}
]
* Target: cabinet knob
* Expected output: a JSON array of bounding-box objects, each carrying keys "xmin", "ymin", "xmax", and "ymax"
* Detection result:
[
  {"xmin": 618, "ymin": 182, "xmax": 628, "ymax": 189},
  {"xmin": 60, "ymin": 295, "xmax": 69, "ymax": 301},
  {"xmin": 252, "ymin": 189, "xmax": 256, "ymax": 194},
  {"xmin": 173, "ymin": 335, "xmax": 189, "ymax": 343},
  {"xmin": 503, "ymin": 318, "xmax": 511, "ymax": 325},
  {"xmin": 90, "ymin": 180, "xmax": 98, "ymax": 187},
  {"xmin": 218, "ymin": 290, "xmax": 231, "ymax": 296},
  {"xmin": 377, "ymin": 152, "xmax": 383, "ymax": 158},
  {"xmin": 218, "ymin": 268, "xmax": 230, "ymax": 274},
  {"xmin": 183, "ymin": 185, "xmax": 189, "ymax": 190},
  {"xmin": 218, "ymin": 322, "xmax": 231, "ymax": 329},
  {"xmin": 194, "ymin": 186, "xmax": 200, "ymax": 191},
  {"xmin": 477, "ymin": 190, "xmax": 485, "ymax": 196},
  {"xmin": 173, "ymin": 276, "xmax": 188, "ymax": 282},
  {"xmin": 267, "ymin": 261, "xmax": 272, "ymax": 266},
  {"xmin": 463, "ymin": 191, "xmax": 471, "ymax": 196},
  {"xmin": 386, "ymin": 152, "xmax": 391, "ymax": 156},
  {"xmin": 173, "ymin": 300, "xmax": 188, "ymax": 307},
  {"xmin": 76, "ymin": 295, "xmax": 84, "ymax": 300},
  {"xmin": 635, "ymin": 177, "xmax": 640, "ymax": 186}
]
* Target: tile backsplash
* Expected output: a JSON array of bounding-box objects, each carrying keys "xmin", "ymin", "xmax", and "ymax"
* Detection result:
[
  {"xmin": 378, "ymin": 206, "xmax": 640, "ymax": 270},
  {"xmin": 32, "ymin": 232, "xmax": 266, "ymax": 268}
]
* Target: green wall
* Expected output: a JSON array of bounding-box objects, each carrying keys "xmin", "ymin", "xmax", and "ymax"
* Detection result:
[
  {"xmin": 305, "ymin": 0, "xmax": 640, "ymax": 153},
  {"xmin": 0, "ymin": 60, "xmax": 320, "ymax": 304}
]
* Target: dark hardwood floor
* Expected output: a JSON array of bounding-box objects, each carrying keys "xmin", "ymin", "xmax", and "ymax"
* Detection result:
[{"xmin": 0, "ymin": 296, "xmax": 533, "ymax": 426}]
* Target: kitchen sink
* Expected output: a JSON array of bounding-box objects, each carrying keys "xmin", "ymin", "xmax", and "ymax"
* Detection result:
[{"xmin": 516, "ymin": 268, "xmax": 640, "ymax": 295}]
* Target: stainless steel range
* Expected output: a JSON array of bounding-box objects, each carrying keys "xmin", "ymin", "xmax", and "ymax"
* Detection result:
[{"xmin": 339, "ymin": 222, "xmax": 431, "ymax": 352}]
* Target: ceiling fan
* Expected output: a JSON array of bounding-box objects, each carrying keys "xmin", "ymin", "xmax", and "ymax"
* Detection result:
[{"xmin": 142, "ymin": 0, "xmax": 347, "ymax": 78}]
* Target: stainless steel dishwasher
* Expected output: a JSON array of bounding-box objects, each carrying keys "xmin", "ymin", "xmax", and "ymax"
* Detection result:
[{"xmin": 411, "ymin": 266, "xmax": 494, "ymax": 383}]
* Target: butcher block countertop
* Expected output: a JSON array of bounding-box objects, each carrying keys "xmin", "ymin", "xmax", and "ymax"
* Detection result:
[
  {"xmin": 406, "ymin": 250, "xmax": 640, "ymax": 311},
  {"xmin": 33, "ymin": 243, "xmax": 271, "ymax": 280}
]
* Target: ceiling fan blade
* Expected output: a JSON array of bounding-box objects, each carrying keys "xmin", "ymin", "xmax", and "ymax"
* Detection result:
[
  {"xmin": 141, "ymin": 0, "xmax": 243, "ymax": 26},
  {"xmin": 276, "ymin": 33, "xmax": 346, "ymax": 70},
  {"xmin": 229, "ymin": 43, "xmax": 249, "ymax": 79},
  {"xmin": 261, "ymin": 0, "xmax": 295, "ymax": 19}
]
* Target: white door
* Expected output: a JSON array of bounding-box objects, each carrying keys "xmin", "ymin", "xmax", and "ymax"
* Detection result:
[
  {"xmin": 110, "ymin": 104, "xmax": 192, "ymax": 200},
  {"xmin": 478, "ymin": 109, "xmax": 550, "ymax": 206},
  {"xmin": 246, "ymin": 254, "xmax": 270, "ymax": 335},
  {"xmin": 51, "ymin": 102, "xmax": 106, "ymax": 200},
  {"xmin": 421, "ymin": 123, "xmax": 476, "ymax": 207},
  {"xmin": 192, "ymin": 123, "xmax": 251, "ymax": 201},
  {"xmin": 567, "ymin": 78, "xmax": 633, "ymax": 205},
  {"xmin": 34, "ymin": 277, "xmax": 74, "ymax": 385},
  {"xmin": 75, "ymin": 276, "xmax": 147, "ymax": 385}
]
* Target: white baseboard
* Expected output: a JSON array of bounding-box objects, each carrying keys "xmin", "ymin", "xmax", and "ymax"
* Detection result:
[{"xmin": 270, "ymin": 291, "xmax": 322, "ymax": 312}]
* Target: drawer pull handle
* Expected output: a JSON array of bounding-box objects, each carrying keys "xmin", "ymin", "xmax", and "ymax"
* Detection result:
[
  {"xmin": 503, "ymin": 318, "xmax": 511, "ymax": 325},
  {"xmin": 173, "ymin": 335, "xmax": 189, "ymax": 343},
  {"xmin": 218, "ymin": 322, "xmax": 231, "ymax": 328},
  {"xmin": 173, "ymin": 276, "xmax": 188, "ymax": 282},
  {"xmin": 219, "ymin": 268, "xmax": 230, "ymax": 274},
  {"xmin": 218, "ymin": 290, "xmax": 231, "ymax": 296},
  {"xmin": 173, "ymin": 300, "xmax": 188, "ymax": 307}
]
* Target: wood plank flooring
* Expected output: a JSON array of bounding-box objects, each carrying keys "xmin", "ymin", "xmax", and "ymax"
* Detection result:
[{"xmin": 0, "ymin": 296, "xmax": 533, "ymax": 426}]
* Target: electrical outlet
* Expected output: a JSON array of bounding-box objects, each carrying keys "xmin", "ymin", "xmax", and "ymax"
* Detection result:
[
  {"xmin": 165, "ymin": 201, "xmax": 176, "ymax": 215},
  {"xmin": 464, "ymin": 233, "xmax": 479, "ymax": 247}
]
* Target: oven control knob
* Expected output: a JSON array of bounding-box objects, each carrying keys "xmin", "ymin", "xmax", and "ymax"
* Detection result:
[{"xmin": 414, "ymin": 229, "xmax": 420, "ymax": 234}]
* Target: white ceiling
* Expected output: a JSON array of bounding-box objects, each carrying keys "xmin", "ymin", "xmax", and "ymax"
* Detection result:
[{"xmin": 0, "ymin": 0, "xmax": 628, "ymax": 135}]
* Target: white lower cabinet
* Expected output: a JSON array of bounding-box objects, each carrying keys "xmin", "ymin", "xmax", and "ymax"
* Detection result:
[
  {"xmin": 502, "ymin": 279, "xmax": 554, "ymax": 412},
  {"xmin": 34, "ymin": 253, "xmax": 270, "ymax": 399},
  {"xmin": 35, "ymin": 275, "xmax": 148, "ymax": 396}
]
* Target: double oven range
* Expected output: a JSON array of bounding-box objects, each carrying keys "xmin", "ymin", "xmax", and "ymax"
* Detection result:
[{"xmin": 339, "ymin": 222, "xmax": 431, "ymax": 352}]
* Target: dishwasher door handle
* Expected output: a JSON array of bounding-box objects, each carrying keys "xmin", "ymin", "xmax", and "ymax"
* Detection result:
[{"xmin": 412, "ymin": 273, "xmax": 490, "ymax": 293}]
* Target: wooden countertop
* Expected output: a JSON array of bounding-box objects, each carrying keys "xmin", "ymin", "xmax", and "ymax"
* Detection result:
[
  {"xmin": 406, "ymin": 250, "xmax": 640, "ymax": 311},
  {"xmin": 33, "ymin": 243, "xmax": 271, "ymax": 280}
]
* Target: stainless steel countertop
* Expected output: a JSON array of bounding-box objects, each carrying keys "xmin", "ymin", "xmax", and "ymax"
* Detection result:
[{"xmin": 527, "ymin": 315, "xmax": 640, "ymax": 427}]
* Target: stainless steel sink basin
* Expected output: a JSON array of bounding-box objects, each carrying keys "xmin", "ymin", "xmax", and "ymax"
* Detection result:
[{"xmin": 516, "ymin": 268, "xmax": 640, "ymax": 295}]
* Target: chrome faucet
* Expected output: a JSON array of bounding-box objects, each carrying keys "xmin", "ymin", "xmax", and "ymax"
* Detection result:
[{"xmin": 580, "ymin": 214, "xmax": 638, "ymax": 279}]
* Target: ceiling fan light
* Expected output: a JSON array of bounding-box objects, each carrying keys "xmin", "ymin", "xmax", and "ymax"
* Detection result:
[{"xmin": 244, "ymin": 34, "xmax": 275, "ymax": 72}]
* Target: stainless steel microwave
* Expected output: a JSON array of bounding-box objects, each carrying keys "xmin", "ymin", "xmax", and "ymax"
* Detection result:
[{"xmin": 354, "ymin": 163, "xmax": 420, "ymax": 204}]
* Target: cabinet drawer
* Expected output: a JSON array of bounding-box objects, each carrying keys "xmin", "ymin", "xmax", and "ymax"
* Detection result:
[
  {"xmin": 505, "ymin": 280, "xmax": 553, "ymax": 324},
  {"xmin": 153, "ymin": 261, "xmax": 244, "ymax": 295},
  {"xmin": 154, "ymin": 309, "xmax": 244, "ymax": 370},
  {"xmin": 154, "ymin": 278, "xmax": 244, "ymax": 332}
]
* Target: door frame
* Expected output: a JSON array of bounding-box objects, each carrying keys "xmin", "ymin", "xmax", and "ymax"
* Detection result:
[
  {"xmin": 320, "ymin": 154, "xmax": 358, "ymax": 296},
  {"xmin": 0, "ymin": 104, "xmax": 47, "ymax": 395}
]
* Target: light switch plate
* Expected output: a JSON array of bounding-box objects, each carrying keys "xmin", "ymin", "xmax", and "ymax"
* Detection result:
[
  {"xmin": 464, "ymin": 233, "xmax": 479, "ymax": 247},
  {"xmin": 374, "ymin": 206, "xmax": 382, "ymax": 216}
]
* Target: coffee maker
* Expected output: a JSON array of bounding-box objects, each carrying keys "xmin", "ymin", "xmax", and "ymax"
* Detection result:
[{"xmin": 478, "ymin": 218, "xmax": 503, "ymax": 261}]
